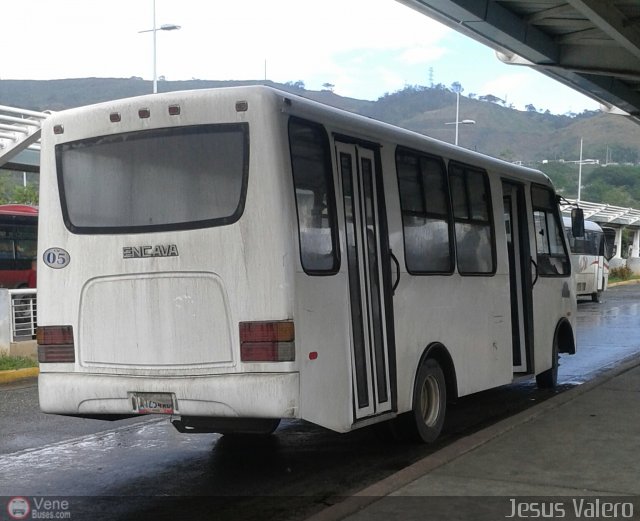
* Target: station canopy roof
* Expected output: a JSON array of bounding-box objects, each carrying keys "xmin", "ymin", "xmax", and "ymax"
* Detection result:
[
  {"xmin": 0, "ymin": 105, "xmax": 48, "ymax": 170},
  {"xmin": 562, "ymin": 198, "xmax": 640, "ymax": 227},
  {"xmin": 397, "ymin": 0, "xmax": 640, "ymax": 121}
]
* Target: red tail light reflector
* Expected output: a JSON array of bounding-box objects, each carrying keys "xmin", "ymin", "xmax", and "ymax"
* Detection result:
[
  {"xmin": 239, "ymin": 320, "xmax": 294, "ymax": 362},
  {"xmin": 37, "ymin": 326, "xmax": 75, "ymax": 363},
  {"xmin": 240, "ymin": 321, "xmax": 294, "ymax": 342}
]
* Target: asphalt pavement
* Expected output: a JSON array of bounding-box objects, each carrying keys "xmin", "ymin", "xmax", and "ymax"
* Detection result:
[{"xmin": 2, "ymin": 282, "xmax": 639, "ymax": 521}]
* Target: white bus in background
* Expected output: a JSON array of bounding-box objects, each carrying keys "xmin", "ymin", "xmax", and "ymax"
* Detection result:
[
  {"xmin": 563, "ymin": 217, "xmax": 615, "ymax": 302},
  {"xmin": 37, "ymin": 86, "xmax": 577, "ymax": 443}
]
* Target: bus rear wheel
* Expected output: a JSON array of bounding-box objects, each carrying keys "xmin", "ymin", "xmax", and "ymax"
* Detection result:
[{"xmin": 393, "ymin": 358, "xmax": 447, "ymax": 443}]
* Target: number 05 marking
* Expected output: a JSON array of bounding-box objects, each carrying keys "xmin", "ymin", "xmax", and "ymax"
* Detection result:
[{"xmin": 43, "ymin": 248, "xmax": 71, "ymax": 269}]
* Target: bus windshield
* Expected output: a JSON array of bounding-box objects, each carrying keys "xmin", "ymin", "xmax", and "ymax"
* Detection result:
[
  {"xmin": 566, "ymin": 227, "xmax": 603, "ymax": 256},
  {"xmin": 56, "ymin": 123, "xmax": 249, "ymax": 234}
]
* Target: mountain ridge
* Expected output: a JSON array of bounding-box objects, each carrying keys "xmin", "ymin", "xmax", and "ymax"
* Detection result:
[{"xmin": 2, "ymin": 77, "xmax": 639, "ymax": 164}]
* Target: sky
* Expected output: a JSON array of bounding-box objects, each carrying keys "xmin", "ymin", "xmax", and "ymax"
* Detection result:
[{"xmin": 1, "ymin": 0, "xmax": 600, "ymax": 115}]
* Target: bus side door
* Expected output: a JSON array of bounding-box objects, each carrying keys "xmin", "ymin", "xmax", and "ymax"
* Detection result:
[{"xmin": 335, "ymin": 141, "xmax": 394, "ymax": 420}]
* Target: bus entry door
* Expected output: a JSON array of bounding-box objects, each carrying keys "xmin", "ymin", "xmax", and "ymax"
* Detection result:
[
  {"xmin": 502, "ymin": 181, "xmax": 533, "ymax": 373},
  {"xmin": 335, "ymin": 142, "xmax": 393, "ymax": 420}
]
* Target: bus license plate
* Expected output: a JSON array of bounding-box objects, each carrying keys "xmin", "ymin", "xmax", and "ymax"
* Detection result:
[{"xmin": 131, "ymin": 392, "xmax": 175, "ymax": 415}]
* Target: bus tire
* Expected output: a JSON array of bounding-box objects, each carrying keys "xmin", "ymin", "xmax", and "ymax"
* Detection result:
[
  {"xmin": 394, "ymin": 358, "xmax": 447, "ymax": 443},
  {"xmin": 591, "ymin": 291, "xmax": 600, "ymax": 303},
  {"xmin": 536, "ymin": 335, "xmax": 559, "ymax": 389}
]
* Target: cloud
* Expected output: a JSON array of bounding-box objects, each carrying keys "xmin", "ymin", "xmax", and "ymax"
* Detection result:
[
  {"xmin": 399, "ymin": 45, "xmax": 448, "ymax": 65},
  {"xmin": 477, "ymin": 70, "xmax": 599, "ymax": 113},
  {"xmin": 480, "ymin": 73, "xmax": 531, "ymax": 98},
  {"xmin": 0, "ymin": 0, "xmax": 599, "ymax": 113}
]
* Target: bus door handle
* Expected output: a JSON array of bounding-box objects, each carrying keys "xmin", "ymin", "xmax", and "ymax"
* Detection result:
[
  {"xmin": 390, "ymin": 249, "xmax": 401, "ymax": 295},
  {"xmin": 531, "ymin": 257, "xmax": 539, "ymax": 288}
]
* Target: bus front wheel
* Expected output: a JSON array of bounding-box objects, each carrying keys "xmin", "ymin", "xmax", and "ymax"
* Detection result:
[
  {"xmin": 536, "ymin": 336, "xmax": 559, "ymax": 389},
  {"xmin": 394, "ymin": 358, "xmax": 447, "ymax": 443}
]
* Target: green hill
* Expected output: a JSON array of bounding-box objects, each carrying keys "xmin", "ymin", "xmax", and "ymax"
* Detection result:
[
  {"xmin": 2, "ymin": 77, "xmax": 640, "ymax": 207},
  {"xmin": 2, "ymin": 78, "xmax": 639, "ymax": 164}
]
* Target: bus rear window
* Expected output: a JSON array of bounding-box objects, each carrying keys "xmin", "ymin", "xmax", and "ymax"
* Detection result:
[{"xmin": 56, "ymin": 123, "xmax": 249, "ymax": 234}]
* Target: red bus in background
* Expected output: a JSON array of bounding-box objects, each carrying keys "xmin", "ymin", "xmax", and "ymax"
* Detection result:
[{"xmin": 0, "ymin": 204, "xmax": 38, "ymax": 288}]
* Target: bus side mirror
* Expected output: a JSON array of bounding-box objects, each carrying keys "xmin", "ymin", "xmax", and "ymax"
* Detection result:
[{"xmin": 571, "ymin": 208, "xmax": 585, "ymax": 238}]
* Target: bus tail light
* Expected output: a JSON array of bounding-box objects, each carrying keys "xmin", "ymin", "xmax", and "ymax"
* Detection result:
[
  {"xmin": 37, "ymin": 326, "xmax": 75, "ymax": 363},
  {"xmin": 239, "ymin": 320, "xmax": 295, "ymax": 362}
]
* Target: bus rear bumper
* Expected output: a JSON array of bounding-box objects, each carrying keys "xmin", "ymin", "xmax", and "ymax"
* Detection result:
[{"xmin": 38, "ymin": 372, "xmax": 300, "ymax": 419}]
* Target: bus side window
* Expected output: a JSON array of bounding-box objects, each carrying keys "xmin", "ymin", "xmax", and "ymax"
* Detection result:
[
  {"xmin": 0, "ymin": 239, "xmax": 14, "ymax": 259},
  {"xmin": 531, "ymin": 185, "xmax": 570, "ymax": 276},
  {"xmin": 449, "ymin": 163, "xmax": 495, "ymax": 275},
  {"xmin": 288, "ymin": 118, "xmax": 339, "ymax": 274},
  {"xmin": 396, "ymin": 148, "xmax": 453, "ymax": 274}
]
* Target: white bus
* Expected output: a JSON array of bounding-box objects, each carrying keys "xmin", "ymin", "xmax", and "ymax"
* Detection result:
[
  {"xmin": 37, "ymin": 86, "xmax": 577, "ymax": 443},
  {"xmin": 563, "ymin": 217, "xmax": 614, "ymax": 302}
]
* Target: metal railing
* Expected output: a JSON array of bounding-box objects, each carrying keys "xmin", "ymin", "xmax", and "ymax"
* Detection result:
[{"xmin": 9, "ymin": 289, "xmax": 37, "ymax": 340}]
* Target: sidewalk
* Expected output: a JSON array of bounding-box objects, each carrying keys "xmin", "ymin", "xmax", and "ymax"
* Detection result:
[{"xmin": 309, "ymin": 355, "xmax": 640, "ymax": 521}]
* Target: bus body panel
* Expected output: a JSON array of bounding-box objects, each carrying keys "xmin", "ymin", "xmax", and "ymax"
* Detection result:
[
  {"xmin": 38, "ymin": 86, "xmax": 576, "ymax": 436},
  {"xmin": 531, "ymin": 278, "xmax": 571, "ymax": 373},
  {"xmin": 39, "ymin": 372, "xmax": 299, "ymax": 419},
  {"xmin": 296, "ymin": 272, "xmax": 355, "ymax": 432},
  {"xmin": 390, "ymin": 274, "xmax": 514, "ymax": 405},
  {"xmin": 38, "ymin": 89, "xmax": 300, "ymax": 419}
]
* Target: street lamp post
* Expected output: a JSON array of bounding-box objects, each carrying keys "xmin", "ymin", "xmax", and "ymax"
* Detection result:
[
  {"xmin": 139, "ymin": 0, "xmax": 181, "ymax": 94},
  {"xmin": 444, "ymin": 86, "xmax": 475, "ymax": 146},
  {"xmin": 455, "ymin": 90, "xmax": 460, "ymax": 145},
  {"xmin": 578, "ymin": 137, "xmax": 583, "ymax": 202}
]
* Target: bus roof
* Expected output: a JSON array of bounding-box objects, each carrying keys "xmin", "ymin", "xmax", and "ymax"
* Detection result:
[{"xmin": 46, "ymin": 85, "xmax": 552, "ymax": 189}]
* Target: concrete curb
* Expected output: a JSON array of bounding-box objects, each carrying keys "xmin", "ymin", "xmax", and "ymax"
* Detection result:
[
  {"xmin": 0, "ymin": 366, "xmax": 39, "ymax": 384},
  {"xmin": 608, "ymin": 279, "xmax": 640, "ymax": 287},
  {"xmin": 305, "ymin": 354, "xmax": 640, "ymax": 521}
]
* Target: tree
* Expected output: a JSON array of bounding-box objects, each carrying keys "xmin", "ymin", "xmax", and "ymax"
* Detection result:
[
  {"xmin": 322, "ymin": 83, "xmax": 335, "ymax": 92},
  {"xmin": 284, "ymin": 80, "xmax": 305, "ymax": 90},
  {"xmin": 499, "ymin": 149, "xmax": 515, "ymax": 161},
  {"xmin": 12, "ymin": 184, "xmax": 38, "ymax": 205},
  {"xmin": 526, "ymin": 104, "xmax": 537, "ymax": 112},
  {"xmin": 0, "ymin": 176, "xmax": 11, "ymax": 202},
  {"xmin": 479, "ymin": 94, "xmax": 503, "ymax": 104},
  {"xmin": 450, "ymin": 81, "xmax": 463, "ymax": 94}
]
